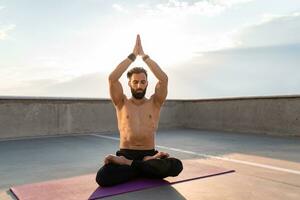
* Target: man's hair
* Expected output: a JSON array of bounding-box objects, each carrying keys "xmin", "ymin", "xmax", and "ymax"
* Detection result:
[{"xmin": 127, "ymin": 67, "xmax": 148, "ymax": 80}]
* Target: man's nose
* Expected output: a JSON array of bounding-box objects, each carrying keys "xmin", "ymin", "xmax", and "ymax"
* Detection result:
[{"xmin": 137, "ymin": 83, "xmax": 143, "ymax": 88}]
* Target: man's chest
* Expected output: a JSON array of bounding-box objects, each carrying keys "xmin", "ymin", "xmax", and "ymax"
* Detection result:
[{"xmin": 117, "ymin": 101, "xmax": 160, "ymax": 124}]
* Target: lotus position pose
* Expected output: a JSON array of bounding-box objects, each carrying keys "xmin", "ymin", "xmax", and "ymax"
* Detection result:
[{"xmin": 96, "ymin": 35, "xmax": 183, "ymax": 187}]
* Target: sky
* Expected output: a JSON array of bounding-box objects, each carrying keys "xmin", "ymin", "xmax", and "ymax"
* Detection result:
[{"xmin": 0, "ymin": 0, "xmax": 300, "ymax": 99}]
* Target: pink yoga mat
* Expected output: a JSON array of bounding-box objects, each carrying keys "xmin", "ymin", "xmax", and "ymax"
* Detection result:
[{"xmin": 10, "ymin": 160, "xmax": 235, "ymax": 200}]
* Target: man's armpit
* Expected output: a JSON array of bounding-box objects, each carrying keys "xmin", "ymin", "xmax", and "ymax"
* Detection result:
[{"xmin": 115, "ymin": 94, "xmax": 126, "ymax": 109}]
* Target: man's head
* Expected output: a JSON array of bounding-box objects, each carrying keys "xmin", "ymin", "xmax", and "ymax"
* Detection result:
[{"xmin": 127, "ymin": 67, "xmax": 148, "ymax": 99}]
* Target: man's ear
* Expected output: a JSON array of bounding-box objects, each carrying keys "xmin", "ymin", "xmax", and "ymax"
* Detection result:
[{"xmin": 128, "ymin": 80, "xmax": 131, "ymax": 87}]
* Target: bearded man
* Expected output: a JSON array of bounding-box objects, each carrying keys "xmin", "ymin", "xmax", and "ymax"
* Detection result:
[{"xmin": 96, "ymin": 35, "xmax": 183, "ymax": 187}]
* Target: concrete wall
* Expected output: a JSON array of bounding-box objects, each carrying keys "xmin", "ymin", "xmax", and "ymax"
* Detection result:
[
  {"xmin": 0, "ymin": 97, "xmax": 117, "ymax": 138},
  {"xmin": 0, "ymin": 95, "xmax": 299, "ymax": 139},
  {"xmin": 0, "ymin": 97, "xmax": 184, "ymax": 139},
  {"xmin": 181, "ymin": 95, "xmax": 300, "ymax": 136}
]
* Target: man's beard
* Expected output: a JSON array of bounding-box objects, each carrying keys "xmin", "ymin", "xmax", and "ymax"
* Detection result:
[{"xmin": 131, "ymin": 87, "xmax": 147, "ymax": 99}]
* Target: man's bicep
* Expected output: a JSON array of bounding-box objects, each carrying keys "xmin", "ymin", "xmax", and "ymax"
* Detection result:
[
  {"xmin": 109, "ymin": 80, "xmax": 125, "ymax": 107},
  {"xmin": 153, "ymin": 81, "xmax": 168, "ymax": 106}
]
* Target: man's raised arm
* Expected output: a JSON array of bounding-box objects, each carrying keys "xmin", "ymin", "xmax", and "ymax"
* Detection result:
[
  {"xmin": 137, "ymin": 35, "xmax": 168, "ymax": 106},
  {"xmin": 108, "ymin": 36, "xmax": 139, "ymax": 108},
  {"xmin": 144, "ymin": 57, "xmax": 168, "ymax": 106}
]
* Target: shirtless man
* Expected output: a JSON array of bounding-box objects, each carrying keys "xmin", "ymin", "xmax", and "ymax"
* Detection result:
[{"xmin": 96, "ymin": 35, "xmax": 183, "ymax": 187}]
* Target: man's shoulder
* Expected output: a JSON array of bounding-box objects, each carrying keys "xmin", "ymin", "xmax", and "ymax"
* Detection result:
[{"xmin": 149, "ymin": 95, "xmax": 165, "ymax": 108}]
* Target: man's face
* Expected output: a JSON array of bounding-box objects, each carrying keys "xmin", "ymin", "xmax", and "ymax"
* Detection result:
[{"xmin": 128, "ymin": 73, "xmax": 148, "ymax": 99}]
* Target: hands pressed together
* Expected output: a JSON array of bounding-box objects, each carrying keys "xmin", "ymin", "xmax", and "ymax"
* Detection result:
[{"xmin": 132, "ymin": 34, "xmax": 146, "ymax": 57}]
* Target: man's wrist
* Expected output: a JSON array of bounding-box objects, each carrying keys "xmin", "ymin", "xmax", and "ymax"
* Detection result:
[
  {"xmin": 127, "ymin": 53, "xmax": 136, "ymax": 62},
  {"xmin": 142, "ymin": 54, "xmax": 150, "ymax": 62}
]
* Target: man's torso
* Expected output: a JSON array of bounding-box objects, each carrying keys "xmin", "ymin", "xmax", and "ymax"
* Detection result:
[{"xmin": 115, "ymin": 96, "xmax": 162, "ymax": 150}]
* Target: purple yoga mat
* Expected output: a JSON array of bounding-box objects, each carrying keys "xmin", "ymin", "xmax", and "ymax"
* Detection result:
[
  {"xmin": 10, "ymin": 160, "xmax": 235, "ymax": 200},
  {"xmin": 89, "ymin": 178, "xmax": 169, "ymax": 199},
  {"xmin": 88, "ymin": 160, "xmax": 235, "ymax": 200}
]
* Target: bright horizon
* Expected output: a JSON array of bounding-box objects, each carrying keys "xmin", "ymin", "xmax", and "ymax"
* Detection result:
[{"xmin": 0, "ymin": 0, "xmax": 300, "ymax": 99}]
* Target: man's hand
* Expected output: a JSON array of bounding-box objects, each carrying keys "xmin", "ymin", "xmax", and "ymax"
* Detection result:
[
  {"xmin": 132, "ymin": 35, "xmax": 139, "ymax": 56},
  {"xmin": 132, "ymin": 34, "xmax": 146, "ymax": 57},
  {"xmin": 137, "ymin": 34, "xmax": 146, "ymax": 56}
]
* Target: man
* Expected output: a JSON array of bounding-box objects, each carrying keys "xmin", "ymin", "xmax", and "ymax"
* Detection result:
[{"xmin": 96, "ymin": 35, "xmax": 183, "ymax": 187}]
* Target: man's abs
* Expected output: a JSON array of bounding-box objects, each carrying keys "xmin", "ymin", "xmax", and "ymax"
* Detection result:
[{"xmin": 119, "ymin": 130, "xmax": 155, "ymax": 150}]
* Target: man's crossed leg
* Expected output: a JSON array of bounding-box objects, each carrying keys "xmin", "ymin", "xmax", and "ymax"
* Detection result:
[{"xmin": 96, "ymin": 150, "xmax": 183, "ymax": 187}]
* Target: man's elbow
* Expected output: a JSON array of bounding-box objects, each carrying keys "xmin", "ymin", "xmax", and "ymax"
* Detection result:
[
  {"xmin": 161, "ymin": 75, "xmax": 168, "ymax": 83},
  {"xmin": 108, "ymin": 74, "xmax": 116, "ymax": 83}
]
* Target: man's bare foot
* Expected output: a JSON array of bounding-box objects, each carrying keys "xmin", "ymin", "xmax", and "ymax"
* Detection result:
[
  {"xmin": 143, "ymin": 151, "xmax": 169, "ymax": 161},
  {"xmin": 104, "ymin": 155, "xmax": 132, "ymax": 165}
]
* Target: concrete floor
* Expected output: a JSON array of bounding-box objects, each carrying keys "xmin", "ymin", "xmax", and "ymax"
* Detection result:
[{"xmin": 0, "ymin": 129, "xmax": 300, "ymax": 200}]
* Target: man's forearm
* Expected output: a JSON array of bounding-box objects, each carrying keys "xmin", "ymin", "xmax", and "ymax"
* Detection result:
[
  {"xmin": 144, "ymin": 56, "xmax": 168, "ymax": 82},
  {"xmin": 109, "ymin": 58, "xmax": 133, "ymax": 82}
]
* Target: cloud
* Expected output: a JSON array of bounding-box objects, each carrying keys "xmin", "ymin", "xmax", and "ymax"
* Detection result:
[
  {"xmin": 40, "ymin": 71, "xmax": 157, "ymax": 98},
  {"xmin": 0, "ymin": 24, "xmax": 16, "ymax": 40},
  {"xmin": 0, "ymin": 61, "xmax": 77, "ymax": 96},
  {"xmin": 167, "ymin": 44, "xmax": 300, "ymax": 99},
  {"xmin": 112, "ymin": 3, "xmax": 129, "ymax": 14},
  {"xmin": 0, "ymin": 72, "xmax": 108, "ymax": 98},
  {"xmin": 0, "ymin": 6, "xmax": 5, "ymax": 10},
  {"xmin": 235, "ymin": 12, "xmax": 300, "ymax": 47},
  {"xmin": 145, "ymin": 0, "xmax": 254, "ymax": 17},
  {"xmin": 0, "ymin": 66, "xmax": 160, "ymax": 98},
  {"xmin": 0, "ymin": 78, "xmax": 58, "ymax": 96},
  {"xmin": 2, "ymin": 44, "xmax": 299, "ymax": 99},
  {"xmin": 41, "ymin": 73, "xmax": 109, "ymax": 97}
]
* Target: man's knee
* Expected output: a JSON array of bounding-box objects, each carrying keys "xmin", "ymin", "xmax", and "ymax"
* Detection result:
[
  {"xmin": 144, "ymin": 157, "xmax": 183, "ymax": 177},
  {"xmin": 168, "ymin": 158, "xmax": 183, "ymax": 176},
  {"xmin": 95, "ymin": 164, "xmax": 115, "ymax": 187}
]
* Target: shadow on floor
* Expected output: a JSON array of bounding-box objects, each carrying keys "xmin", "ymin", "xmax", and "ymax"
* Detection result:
[{"xmin": 103, "ymin": 185, "xmax": 187, "ymax": 200}]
